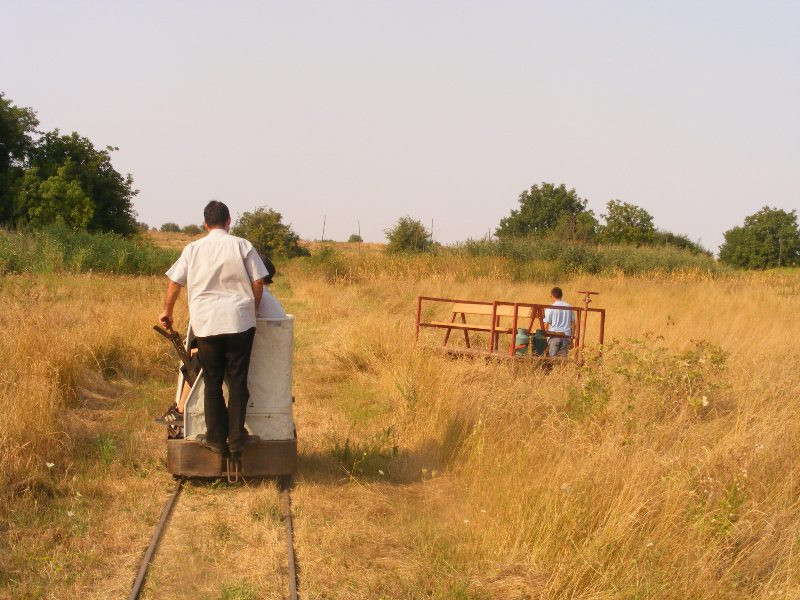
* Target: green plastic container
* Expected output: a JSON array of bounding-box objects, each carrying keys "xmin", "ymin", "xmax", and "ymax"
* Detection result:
[
  {"xmin": 532, "ymin": 329, "xmax": 547, "ymax": 356},
  {"xmin": 515, "ymin": 328, "xmax": 530, "ymax": 356}
]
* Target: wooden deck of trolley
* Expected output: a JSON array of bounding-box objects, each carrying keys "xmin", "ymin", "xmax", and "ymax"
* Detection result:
[{"xmin": 415, "ymin": 295, "xmax": 606, "ymax": 359}]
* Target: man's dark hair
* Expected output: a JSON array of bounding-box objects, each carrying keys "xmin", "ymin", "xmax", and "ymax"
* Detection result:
[
  {"xmin": 204, "ymin": 200, "xmax": 230, "ymax": 228},
  {"xmin": 551, "ymin": 286, "xmax": 563, "ymax": 299}
]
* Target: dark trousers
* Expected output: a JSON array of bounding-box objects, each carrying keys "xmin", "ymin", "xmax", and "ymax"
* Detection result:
[{"xmin": 196, "ymin": 327, "xmax": 256, "ymax": 452}]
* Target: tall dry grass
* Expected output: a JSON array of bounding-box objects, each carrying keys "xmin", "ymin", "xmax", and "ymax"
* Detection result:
[
  {"xmin": 0, "ymin": 274, "xmax": 176, "ymax": 496},
  {"xmin": 0, "ymin": 274, "xmax": 187, "ymax": 597},
  {"xmin": 2, "ymin": 260, "xmax": 800, "ymax": 598},
  {"xmin": 289, "ymin": 264, "xmax": 800, "ymax": 598}
]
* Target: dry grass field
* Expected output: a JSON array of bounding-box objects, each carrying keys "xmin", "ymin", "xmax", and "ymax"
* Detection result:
[
  {"xmin": 2, "ymin": 257, "xmax": 800, "ymax": 598},
  {"xmin": 146, "ymin": 230, "xmax": 205, "ymax": 250}
]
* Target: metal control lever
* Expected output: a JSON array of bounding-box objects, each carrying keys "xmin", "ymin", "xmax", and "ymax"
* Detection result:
[{"xmin": 152, "ymin": 324, "xmax": 198, "ymax": 385}]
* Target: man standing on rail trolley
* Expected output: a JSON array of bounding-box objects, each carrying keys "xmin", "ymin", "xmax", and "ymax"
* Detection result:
[
  {"xmin": 542, "ymin": 286, "xmax": 574, "ymax": 357},
  {"xmin": 159, "ymin": 200, "xmax": 268, "ymax": 458}
]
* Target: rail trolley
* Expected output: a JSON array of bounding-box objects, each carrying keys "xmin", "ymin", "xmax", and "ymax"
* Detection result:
[{"xmin": 164, "ymin": 315, "xmax": 297, "ymax": 479}]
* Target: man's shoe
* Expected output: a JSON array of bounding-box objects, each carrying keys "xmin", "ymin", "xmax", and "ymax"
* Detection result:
[
  {"xmin": 154, "ymin": 405, "xmax": 184, "ymax": 426},
  {"xmin": 196, "ymin": 435, "xmax": 227, "ymax": 456},
  {"xmin": 228, "ymin": 434, "xmax": 260, "ymax": 458}
]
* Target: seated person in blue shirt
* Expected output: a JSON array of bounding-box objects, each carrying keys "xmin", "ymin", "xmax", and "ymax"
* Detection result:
[{"xmin": 542, "ymin": 287, "xmax": 574, "ymax": 357}]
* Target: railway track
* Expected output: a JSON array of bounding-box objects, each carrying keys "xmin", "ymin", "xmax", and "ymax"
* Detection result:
[{"xmin": 128, "ymin": 476, "xmax": 299, "ymax": 600}]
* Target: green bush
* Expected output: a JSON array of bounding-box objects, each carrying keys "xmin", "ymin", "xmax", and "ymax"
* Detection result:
[
  {"xmin": 0, "ymin": 224, "xmax": 178, "ymax": 275},
  {"xmin": 385, "ymin": 216, "xmax": 433, "ymax": 254},
  {"xmin": 653, "ymin": 230, "xmax": 711, "ymax": 256},
  {"xmin": 160, "ymin": 222, "xmax": 180, "ymax": 233},
  {"xmin": 231, "ymin": 207, "xmax": 309, "ymax": 258}
]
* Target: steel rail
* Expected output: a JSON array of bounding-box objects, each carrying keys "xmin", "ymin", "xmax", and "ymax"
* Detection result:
[
  {"xmin": 129, "ymin": 477, "xmax": 298, "ymax": 599},
  {"xmin": 281, "ymin": 477, "xmax": 299, "ymax": 600},
  {"xmin": 129, "ymin": 478, "xmax": 184, "ymax": 600}
]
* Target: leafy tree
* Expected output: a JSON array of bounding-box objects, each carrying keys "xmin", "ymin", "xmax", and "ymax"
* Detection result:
[
  {"xmin": 347, "ymin": 233, "xmax": 363, "ymax": 243},
  {"xmin": 1, "ymin": 93, "xmax": 137, "ymax": 234},
  {"xmin": 719, "ymin": 207, "xmax": 800, "ymax": 269},
  {"xmin": 0, "ymin": 93, "xmax": 38, "ymax": 224},
  {"xmin": 181, "ymin": 224, "xmax": 203, "ymax": 236},
  {"xmin": 552, "ymin": 210, "xmax": 600, "ymax": 242},
  {"xmin": 231, "ymin": 207, "xmax": 309, "ymax": 257},
  {"xmin": 600, "ymin": 200, "xmax": 655, "ymax": 245},
  {"xmin": 25, "ymin": 131, "xmax": 138, "ymax": 234},
  {"xmin": 160, "ymin": 222, "xmax": 180, "ymax": 233},
  {"xmin": 14, "ymin": 163, "xmax": 94, "ymax": 228},
  {"xmin": 385, "ymin": 216, "xmax": 432, "ymax": 253},
  {"xmin": 496, "ymin": 183, "xmax": 588, "ymax": 238}
]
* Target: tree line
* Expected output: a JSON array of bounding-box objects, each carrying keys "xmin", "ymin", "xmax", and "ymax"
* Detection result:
[
  {"xmin": 385, "ymin": 184, "xmax": 799, "ymax": 270},
  {"xmin": 493, "ymin": 182, "xmax": 800, "ymax": 269},
  {"xmin": 2, "ymin": 92, "xmax": 797, "ymax": 269}
]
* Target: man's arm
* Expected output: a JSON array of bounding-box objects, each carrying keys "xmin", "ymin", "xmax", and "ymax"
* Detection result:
[
  {"xmin": 160, "ymin": 280, "xmax": 183, "ymax": 329},
  {"xmin": 252, "ymin": 279, "xmax": 264, "ymax": 314}
]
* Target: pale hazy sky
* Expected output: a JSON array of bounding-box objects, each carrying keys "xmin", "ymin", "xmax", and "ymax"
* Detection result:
[{"xmin": 2, "ymin": 1, "xmax": 798, "ymax": 250}]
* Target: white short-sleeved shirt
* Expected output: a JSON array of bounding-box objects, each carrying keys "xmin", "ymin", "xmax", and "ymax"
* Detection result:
[
  {"xmin": 165, "ymin": 229, "xmax": 268, "ymax": 337},
  {"xmin": 543, "ymin": 299, "xmax": 574, "ymax": 336},
  {"xmin": 257, "ymin": 288, "xmax": 286, "ymax": 319}
]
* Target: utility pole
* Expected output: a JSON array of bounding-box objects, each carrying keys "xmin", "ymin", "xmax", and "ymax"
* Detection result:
[{"xmin": 321, "ymin": 215, "xmax": 326, "ymax": 243}]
